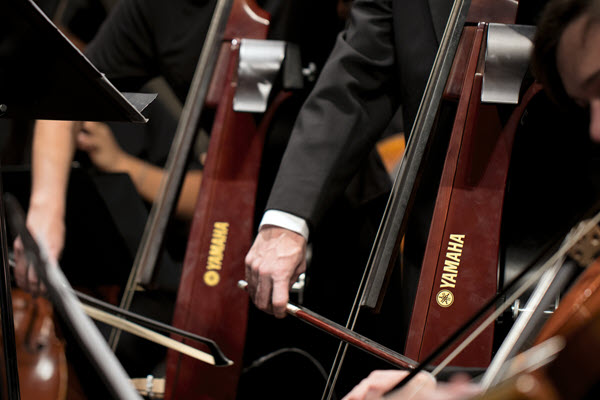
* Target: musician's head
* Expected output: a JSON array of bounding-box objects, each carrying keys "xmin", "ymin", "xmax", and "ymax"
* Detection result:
[{"xmin": 533, "ymin": 0, "xmax": 600, "ymax": 141}]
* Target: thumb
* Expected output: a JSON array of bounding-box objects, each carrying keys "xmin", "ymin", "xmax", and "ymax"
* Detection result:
[
  {"xmin": 82, "ymin": 121, "xmax": 101, "ymax": 134},
  {"xmin": 76, "ymin": 131, "xmax": 95, "ymax": 152}
]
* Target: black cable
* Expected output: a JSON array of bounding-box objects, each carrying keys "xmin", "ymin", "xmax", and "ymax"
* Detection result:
[{"xmin": 243, "ymin": 347, "xmax": 337, "ymax": 400}]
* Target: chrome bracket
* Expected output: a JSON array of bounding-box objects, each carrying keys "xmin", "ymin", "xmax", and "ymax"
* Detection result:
[
  {"xmin": 233, "ymin": 39, "xmax": 286, "ymax": 113},
  {"xmin": 481, "ymin": 23, "xmax": 536, "ymax": 105}
]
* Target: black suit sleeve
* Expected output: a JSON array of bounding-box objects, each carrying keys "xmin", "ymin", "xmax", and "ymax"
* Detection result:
[{"xmin": 266, "ymin": 0, "xmax": 399, "ymax": 228}]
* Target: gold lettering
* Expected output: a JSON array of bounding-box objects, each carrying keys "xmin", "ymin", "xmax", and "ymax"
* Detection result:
[
  {"xmin": 440, "ymin": 279, "xmax": 456, "ymax": 289},
  {"xmin": 203, "ymin": 222, "xmax": 230, "ymax": 286},
  {"xmin": 209, "ymin": 244, "xmax": 223, "ymax": 257},
  {"xmin": 443, "ymin": 263, "xmax": 458, "ymax": 274},
  {"xmin": 439, "ymin": 234, "xmax": 465, "ymax": 294},
  {"xmin": 449, "ymin": 234, "xmax": 465, "ymax": 244},
  {"xmin": 446, "ymin": 252, "xmax": 461, "ymax": 262},
  {"xmin": 442, "ymin": 273, "xmax": 457, "ymax": 284},
  {"xmin": 214, "ymin": 222, "xmax": 230, "ymax": 231},
  {"xmin": 211, "ymin": 235, "xmax": 226, "ymax": 247},
  {"xmin": 447, "ymin": 241, "xmax": 463, "ymax": 253},
  {"xmin": 207, "ymin": 255, "xmax": 222, "ymax": 270}
]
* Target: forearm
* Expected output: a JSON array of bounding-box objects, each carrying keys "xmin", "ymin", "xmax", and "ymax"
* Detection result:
[
  {"xmin": 30, "ymin": 120, "xmax": 79, "ymax": 220},
  {"xmin": 176, "ymin": 171, "xmax": 202, "ymax": 219},
  {"xmin": 119, "ymin": 155, "xmax": 202, "ymax": 220}
]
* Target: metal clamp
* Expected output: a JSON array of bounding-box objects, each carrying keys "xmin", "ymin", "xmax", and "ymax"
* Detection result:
[
  {"xmin": 233, "ymin": 39, "xmax": 286, "ymax": 113},
  {"xmin": 511, "ymin": 296, "xmax": 560, "ymax": 320},
  {"xmin": 481, "ymin": 23, "xmax": 536, "ymax": 105}
]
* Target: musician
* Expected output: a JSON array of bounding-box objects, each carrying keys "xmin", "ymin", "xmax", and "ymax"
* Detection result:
[
  {"xmin": 342, "ymin": 370, "xmax": 479, "ymax": 400},
  {"xmin": 323, "ymin": 0, "xmax": 600, "ymax": 398},
  {"xmin": 13, "ymin": 0, "xmax": 219, "ymax": 292},
  {"xmin": 14, "ymin": 0, "xmax": 349, "ymax": 385},
  {"xmin": 532, "ymin": 0, "xmax": 600, "ymax": 144},
  {"xmin": 75, "ymin": 120, "xmax": 203, "ymax": 220},
  {"xmin": 13, "ymin": 0, "xmax": 344, "ymax": 291},
  {"xmin": 245, "ymin": 0, "xmax": 453, "ymax": 318}
]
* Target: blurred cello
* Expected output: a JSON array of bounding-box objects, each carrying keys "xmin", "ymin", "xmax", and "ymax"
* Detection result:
[
  {"xmin": 11, "ymin": 289, "xmax": 67, "ymax": 400},
  {"xmin": 470, "ymin": 235, "xmax": 600, "ymax": 399}
]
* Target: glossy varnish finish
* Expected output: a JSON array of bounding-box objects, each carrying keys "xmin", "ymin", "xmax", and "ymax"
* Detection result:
[
  {"xmin": 406, "ymin": 23, "xmax": 498, "ymax": 367},
  {"xmin": 406, "ymin": 14, "xmax": 537, "ymax": 366},
  {"xmin": 12, "ymin": 289, "xmax": 67, "ymax": 400},
  {"xmin": 535, "ymin": 258, "xmax": 600, "ymax": 345},
  {"xmin": 165, "ymin": 1, "xmax": 271, "ymax": 399},
  {"xmin": 442, "ymin": 27, "xmax": 476, "ymax": 101}
]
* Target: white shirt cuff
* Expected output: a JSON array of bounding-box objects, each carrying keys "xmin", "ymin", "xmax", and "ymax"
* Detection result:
[{"xmin": 259, "ymin": 210, "xmax": 310, "ymax": 240}]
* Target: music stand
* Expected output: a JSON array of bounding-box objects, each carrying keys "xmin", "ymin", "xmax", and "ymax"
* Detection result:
[
  {"xmin": 0, "ymin": 0, "xmax": 156, "ymax": 398},
  {"xmin": 0, "ymin": 0, "xmax": 155, "ymax": 121}
]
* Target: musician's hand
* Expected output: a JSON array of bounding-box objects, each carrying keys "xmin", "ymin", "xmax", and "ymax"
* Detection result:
[
  {"xmin": 13, "ymin": 205, "xmax": 62, "ymax": 295},
  {"xmin": 77, "ymin": 121, "xmax": 129, "ymax": 173},
  {"xmin": 385, "ymin": 372, "xmax": 481, "ymax": 400},
  {"xmin": 245, "ymin": 226, "xmax": 306, "ymax": 318},
  {"xmin": 342, "ymin": 370, "xmax": 429, "ymax": 400}
]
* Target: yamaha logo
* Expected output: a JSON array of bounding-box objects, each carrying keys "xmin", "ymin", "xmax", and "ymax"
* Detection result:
[{"xmin": 436, "ymin": 289, "xmax": 454, "ymax": 308}]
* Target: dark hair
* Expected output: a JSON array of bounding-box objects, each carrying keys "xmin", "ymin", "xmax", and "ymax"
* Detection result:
[{"xmin": 532, "ymin": 0, "xmax": 600, "ymax": 106}]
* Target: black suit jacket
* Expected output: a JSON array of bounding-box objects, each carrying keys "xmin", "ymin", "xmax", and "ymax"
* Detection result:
[{"xmin": 266, "ymin": 0, "xmax": 452, "ymax": 229}]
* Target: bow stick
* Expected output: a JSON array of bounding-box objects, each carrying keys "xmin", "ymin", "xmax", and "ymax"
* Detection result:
[
  {"xmin": 8, "ymin": 255, "xmax": 233, "ymax": 367},
  {"xmin": 7, "ymin": 250, "xmax": 232, "ymax": 367},
  {"xmin": 81, "ymin": 303, "xmax": 220, "ymax": 366},
  {"xmin": 75, "ymin": 289, "xmax": 231, "ymax": 366},
  {"xmin": 237, "ymin": 280, "xmax": 417, "ymax": 369},
  {"xmin": 5, "ymin": 192, "xmax": 233, "ymax": 376}
]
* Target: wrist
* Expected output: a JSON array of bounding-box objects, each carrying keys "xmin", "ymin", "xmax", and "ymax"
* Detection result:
[
  {"xmin": 120, "ymin": 156, "xmax": 151, "ymax": 189},
  {"xmin": 28, "ymin": 190, "xmax": 65, "ymax": 219},
  {"xmin": 114, "ymin": 152, "xmax": 136, "ymax": 173},
  {"xmin": 27, "ymin": 197, "xmax": 65, "ymax": 227},
  {"xmin": 260, "ymin": 210, "xmax": 309, "ymax": 240}
]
